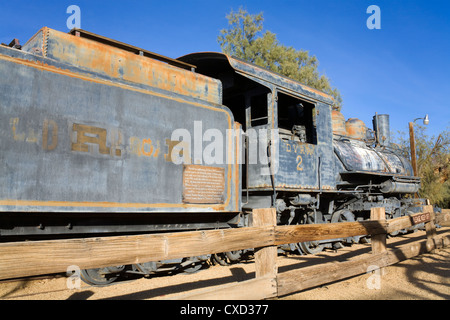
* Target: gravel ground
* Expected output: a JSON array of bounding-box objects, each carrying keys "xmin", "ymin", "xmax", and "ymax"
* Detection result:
[{"xmin": 1, "ymin": 228, "xmax": 448, "ymax": 300}]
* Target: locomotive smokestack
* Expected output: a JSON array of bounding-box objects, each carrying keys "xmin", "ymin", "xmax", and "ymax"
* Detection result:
[{"xmin": 373, "ymin": 114, "xmax": 390, "ymax": 147}]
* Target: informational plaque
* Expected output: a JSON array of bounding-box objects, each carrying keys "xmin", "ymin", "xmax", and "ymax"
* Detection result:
[{"xmin": 182, "ymin": 165, "xmax": 225, "ymax": 204}]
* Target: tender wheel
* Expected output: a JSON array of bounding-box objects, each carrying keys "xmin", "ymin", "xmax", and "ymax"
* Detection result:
[
  {"xmin": 182, "ymin": 263, "xmax": 203, "ymax": 274},
  {"xmin": 80, "ymin": 266, "xmax": 124, "ymax": 286},
  {"xmin": 181, "ymin": 258, "xmax": 204, "ymax": 274},
  {"xmin": 299, "ymin": 240, "xmax": 324, "ymax": 255}
]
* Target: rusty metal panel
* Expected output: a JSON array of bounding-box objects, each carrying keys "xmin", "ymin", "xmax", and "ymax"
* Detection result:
[
  {"xmin": 21, "ymin": 28, "xmax": 222, "ymax": 105},
  {"xmin": 345, "ymin": 118, "xmax": 366, "ymax": 140},
  {"xmin": 331, "ymin": 110, "xmax": 347, "ymax": 136},
  {"xmin": 0, "ymin": 42, "xmax": 238, "ymax": 213},
  {"xmin": 334, "ymin": 139, "xmax": 413, "ymax": 176},
  {"xmin": 183, "ymin": 165, "xmax": 225, "ymax": 204},
  {"xmin": 334, "ymin": 140, "xmax": 386, "ymax": 172},
  {"xmin": 69, "ymin": 28, "xmax": 196, "ymax": 71}
]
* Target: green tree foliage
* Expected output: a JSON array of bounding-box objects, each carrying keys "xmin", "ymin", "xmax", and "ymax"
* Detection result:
[
  {"xmin": 218, "ymin": 7, "xmax": 342, "ymax": 110},
  {"xmin": 394, "ymin": 126, "xmax": 450, "ymax": 208}
]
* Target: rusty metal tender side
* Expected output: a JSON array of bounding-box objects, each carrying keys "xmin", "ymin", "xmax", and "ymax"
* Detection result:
[{"xmin": 0, "ymin": 28, "xmax": 241, "ymax": 240}]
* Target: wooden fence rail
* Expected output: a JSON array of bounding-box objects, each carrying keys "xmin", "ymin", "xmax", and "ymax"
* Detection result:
[{"xmin": 0, "ymin": 205, "xmax": 448, "ymax": 299}]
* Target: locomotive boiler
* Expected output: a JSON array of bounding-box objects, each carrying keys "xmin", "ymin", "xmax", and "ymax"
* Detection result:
[{"xmin": 0, "ymin": 28, "xmax": 425, "ymax": 284}]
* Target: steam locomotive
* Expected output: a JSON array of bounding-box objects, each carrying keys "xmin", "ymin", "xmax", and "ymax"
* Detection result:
[{"xmin": 0, "ymin": 28, "xmax": 425, "ymax": 285}]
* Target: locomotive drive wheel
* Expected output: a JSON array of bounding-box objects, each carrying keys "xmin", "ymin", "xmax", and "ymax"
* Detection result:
[
  {"xmin": 212, "ymin": 251, "xmax": 242, "ymax": 266},
  {"xmin": 225, "ymin": 250, "xmax": 242, "ymax": 262},
  {"xmin": 331, "ymin": 209, "xmax": 359, "ymax": 246},
  {"xmin": 213, "ymin": 253, "xmax": 229, "ymax": 266},
  {"xmin": 298, "ymin": 211, "xmax": 325, "ymax": 255}
]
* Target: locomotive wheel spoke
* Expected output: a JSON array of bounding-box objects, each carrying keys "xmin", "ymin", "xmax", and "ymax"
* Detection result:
[
  {"xmin": 213, "ymin": 253, "xmax": 230, "ymax": 266},
  {"xmin": 298, "ymin": 211, "xmax": 325, "ymax": 255},
  {"xmin": 331, "ymin": 209, "xmax": 360, "ymax": 245},
  {"xmin": 298, "ymin": 241, "xmax": 324, "ymax": 255},
  {"xmin": 80, "ymin": 268, "xmax": 120, "ymax": 286}
]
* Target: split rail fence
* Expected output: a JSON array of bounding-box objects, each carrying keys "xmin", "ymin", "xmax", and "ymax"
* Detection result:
[{"xmin": 0, "ymin": 205, "xmax": 449, "ymax": 299}]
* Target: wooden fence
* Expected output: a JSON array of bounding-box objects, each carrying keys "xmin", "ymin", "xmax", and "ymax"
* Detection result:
[{"xmin": 0, "ymin": 206, "xmax": 449, "ymax": 299}]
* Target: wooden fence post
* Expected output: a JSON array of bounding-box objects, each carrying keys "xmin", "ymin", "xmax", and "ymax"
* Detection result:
[
  {"xmin": 252, "ymin": 208, "xmax": 278, "ymax": 299},
  {"xmin": 423, "ymin": 205, "xmax": 439, "ymax": 251},
  {"xmin": 370, "ymin": 207, "xmax": 387, "ymax": 255},
  {"xmin": 370, "ymin": 207, "xmax": 387, "ymax": 278},
  {"xmin": 253, "ymin": 208, "xmax": 278, "ymax": 278}
]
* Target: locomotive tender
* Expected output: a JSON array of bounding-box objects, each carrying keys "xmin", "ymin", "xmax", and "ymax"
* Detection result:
[{"xmin": 0, "ymin": 28, "xmax": 424, "ymax": 284}]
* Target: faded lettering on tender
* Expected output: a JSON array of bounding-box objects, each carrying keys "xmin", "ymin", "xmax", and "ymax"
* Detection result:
[
  {"xmin": 10, "ymin": 117, "xmax": 38, "ymax": 143},
  {"xmin": 72, "ymin": 123, "xmax": 122, "ymax": 157},
  {"xmin": 129, "ymin": 136, "xmax": 160, "ymax": 158},
  {"xmin": 42, "ymin": 119, "xmax": 58, "ymax": 151},
  {"xmin": 9, "ymin": 117, "xmax": 164, "ymax": 160}
]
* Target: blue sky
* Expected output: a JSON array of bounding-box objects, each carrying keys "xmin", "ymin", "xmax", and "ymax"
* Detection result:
[{"xmin": 1, "ymin": 0, "xmax": 449, "ymax": 139}]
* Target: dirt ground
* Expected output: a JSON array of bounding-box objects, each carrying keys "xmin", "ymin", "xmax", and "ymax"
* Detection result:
[{"xmin": 0, "ymin": 228, "xmax": 448, "ymax": 301}]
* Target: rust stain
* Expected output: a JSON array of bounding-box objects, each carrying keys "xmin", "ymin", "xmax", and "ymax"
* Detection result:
[
  {"xmin": 0, "ymin": 44, "xmax": 236, "ymax": 211},
  {"xmin": 331, "ymin": 110, "xmax": 347, "ymax": 136},
  {"xmin": 345, "ymin": 118, "xmax": 366, "ymax": 140},
  {"xmin": 45, "ymin": 28, "xmax": 221, "ymax": 105},
  {"xmin": 0, "ymin": 199, "xmax": 227, "ymax": 211},
  {"xmin": 0, "ymin": 53, "xmax": 229, "ymax": 122}
]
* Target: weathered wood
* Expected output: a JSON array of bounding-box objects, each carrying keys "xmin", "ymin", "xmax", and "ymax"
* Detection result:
[
  {"xmin": 0, "ymin": 205, "xmax": 446, "ymax": 282},
  {"xmin": 0, "ymin": 226, "xmax": 274, "ymax": 281},
  {"xmin": 436, "ymin": 209, "xmax": 450, "ymax": 227},
  {"xmin": 386, "ymin": 208, "xmax": 434, "ymax": 234},
  {"xmin": 253, "ymin": 208, "xmax": 278, "ymax": 279},
  {"xmin": 424, "ymin": 207, "xmax": 438, "ymax": 251},
  {"xmin": 277, "ymin": 233, "xmax": 450, "ymax": 297},
  {"xmin": 371, "ymin": 207, "xmax": 386, "ymax": 254},
  {"xmin": 274, "ymin": 220, "xmax": 387, "ymax": 245}
]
